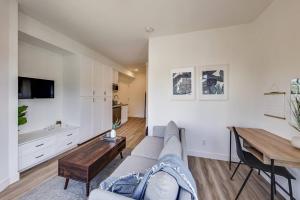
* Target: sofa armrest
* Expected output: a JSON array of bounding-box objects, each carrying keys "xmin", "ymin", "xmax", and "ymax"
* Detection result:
[
  {"xmin": 152, "ymin": 126, "xmax": 166, "ymax": 138},
  {"xmin": 179, "ymin": 128, "xmax": 188, "ymax": 166},
  {"xmin": 89, "ymin": 189, "xmax": 134, "ymax": 200}
]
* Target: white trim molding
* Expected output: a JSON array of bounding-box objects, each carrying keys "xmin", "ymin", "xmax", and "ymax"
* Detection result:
[
  {"xmin": 0, "ymin": 178, "xmax": 9, "ymax": 192},
  {"xmin": 187, "ymin": 149, "xmax": 239, "ymax": 162}
]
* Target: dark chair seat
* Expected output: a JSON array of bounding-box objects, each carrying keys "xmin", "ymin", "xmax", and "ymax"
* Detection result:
[{"xmin": 243, "ymin": 151, "xmax": 295, "ymax": 180}]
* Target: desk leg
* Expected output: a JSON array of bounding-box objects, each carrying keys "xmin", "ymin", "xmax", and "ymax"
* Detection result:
[
  {"xmin": 271, "ymin": 159, "xmax": 275, "ymax": 200},
  {"xmin": 229, "ymin": 130, "xmax": 232, "ymax": 170}
]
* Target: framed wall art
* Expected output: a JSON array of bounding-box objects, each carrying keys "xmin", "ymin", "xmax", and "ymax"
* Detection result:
[
  {"xmin": 198, "ymin": 65, "xmax": 228, "ymax": 100},
  {"xmin": 171, "ymin": 67, "xmax": 195, "ymax": 100}
]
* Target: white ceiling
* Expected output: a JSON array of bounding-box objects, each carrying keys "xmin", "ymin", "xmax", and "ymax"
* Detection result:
[{"xmin": 19, "ymin": 0, "xmax": 273, "ymax": 66}]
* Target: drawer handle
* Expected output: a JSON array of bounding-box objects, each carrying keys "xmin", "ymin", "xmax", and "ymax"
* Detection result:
[
  {"xmin": 35, "ymin": 154, "xmax": 44, "ymax": 159},
  {"xmin": 67, "ymin": 134, "xmax": 73, "ymax": 137},
  {"xmin": 35, "ymin": 144, "xmax": 44, "ymax": 147},
  {"xmin": 67, "ymin": 142, "xmax": 73, "ymax": 146}
]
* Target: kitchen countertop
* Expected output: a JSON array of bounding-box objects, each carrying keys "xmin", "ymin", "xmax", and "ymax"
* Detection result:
[{"xmin": 113, "ymin": 104, "xmax": 128, "ymax": 108}]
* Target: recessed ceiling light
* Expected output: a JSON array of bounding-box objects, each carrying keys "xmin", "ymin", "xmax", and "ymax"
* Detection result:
[
  {"xmin": 145, "ymin": 26, "xmax": 154, "ymax": 33},
  {"xmin": 133, "ymin": 68, "xmax": 139, "ymax": 72}
]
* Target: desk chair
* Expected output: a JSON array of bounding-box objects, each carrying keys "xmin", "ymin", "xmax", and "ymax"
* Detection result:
[{"xmin": 230, "ymin": 127, "xmax": 295, "ymax": 200}]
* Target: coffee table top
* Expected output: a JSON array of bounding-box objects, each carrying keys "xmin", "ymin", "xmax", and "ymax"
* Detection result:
[{"xmin": 59, "ymin": 136, "xmax": 126, "ymax": 169}]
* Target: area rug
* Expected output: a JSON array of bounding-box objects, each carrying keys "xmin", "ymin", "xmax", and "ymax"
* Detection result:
[{"xmin": 20, "ymin": 149, "xmax": 131, "ymax": 200}]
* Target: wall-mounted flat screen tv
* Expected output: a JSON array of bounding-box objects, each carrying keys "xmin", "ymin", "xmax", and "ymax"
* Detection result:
[{"xmin": 18, "ymin": 77, "xmax": 55, "ymax": 99}]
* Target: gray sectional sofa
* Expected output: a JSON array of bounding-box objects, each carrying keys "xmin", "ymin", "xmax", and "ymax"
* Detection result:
[{"xmin": 89, "ymin": 122, "xmax": 192, "ymax": 200}]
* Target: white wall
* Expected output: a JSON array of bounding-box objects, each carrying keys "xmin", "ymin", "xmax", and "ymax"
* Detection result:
[
  {"xmin": 117, "ymin": 71, "xmax": 146, "ymax": 118},
  {"xmin": 128, "ymin": 71, "xmax": 146, "ymax": 118},
  {"xmin": 148, "ymin": 0, "xmax": 300, "ymax": 199},
  {"xmin": 251, "ymin": 0, "xmax": 300, "ymax": 198},
  {"xmin": 148, "ymin": 25, "xmax": 260, "ymax": 160},
  {"xmin": 18, "ymin": 41, "xmax": 64, "ymax": 133},
  {"xmin": 0, "ymin": 0, "xmax": 19, "ymax": 191}
]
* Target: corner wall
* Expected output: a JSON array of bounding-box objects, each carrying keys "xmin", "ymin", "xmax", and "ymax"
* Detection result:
[
  {"xmin": 148, "ymin": 24, "xmax": 260, "ymax": 160},
  {"xmin": 0, "ymin": 0, "xmax": 19, "ymax": 191},
  {"xmin": 148, "ymin": 0, "xmax": 300, "ymax": 198},
  {"xmin": 251, "ymin": 0, "xmax": 300, "ymax": 198},
  {"xmin": 18, "ymin": 41, "xmax": 64, "ymax": 133}
]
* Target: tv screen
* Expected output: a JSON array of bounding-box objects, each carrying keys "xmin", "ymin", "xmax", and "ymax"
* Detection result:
[{"xmin": 18, "ymin": 77, "xmax": 54, "ymax": 99}]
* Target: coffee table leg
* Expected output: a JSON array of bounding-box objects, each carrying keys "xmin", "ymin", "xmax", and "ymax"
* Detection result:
[
  {"xmin": 86, "ymin": 182, "xmax": 90, "ymax": 196},
  {"xmin": 120, "ymin": 152, "xmax": 123, "ymax": 159},
  {"xmin": 64, "ymin": 178, "xmax": 69, "ymax": 190}
]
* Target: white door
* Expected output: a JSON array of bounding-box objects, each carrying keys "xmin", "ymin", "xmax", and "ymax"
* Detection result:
[
  {"xmin": 102, "ymin": 65, "xmax": 113, "ymax": 97},
  {"xmin": 93, "ymin": 61, "xmax": 104, "ymax": 97},
  {"xmin": 93, "ymin": 97, "xmax": 104, "ymax": 135},
  {"xmin": 79, "ymin": 97, "xmax": 93, "ymax": 143},
  {"xmin": 80, "ymin": 56, "xmax": 94, "ymax": 97},
  {"xmin": 102, "ymin": 96, "xmax": 112, "ymax": 132}
]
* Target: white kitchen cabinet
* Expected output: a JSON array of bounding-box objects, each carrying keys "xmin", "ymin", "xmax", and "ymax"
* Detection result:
[
  {"xmin": 93, "ymin": 96, "xmax": 104, "ymax": 135},
  {"xmin": 79, "ymin": 97, "xmax": 94, "ymax": 143},
  {"xmin": 121, "ymin": 105, "xmax": 128, "ymax": 124},
  {"xmin": 113, "ymin": 70, "xmax": 119, "ymax": 84},
  {"xmin": 93, "ymin": 61, "xmax": 104, "ymax": 97},
  {"xmin": 78, "ymin": 57, "xmax": 113, "ymax": 143},
  {"xmin": 80, "ymin": 56, "xmax": 94, "ymax": 97},
  {"xmin": 102, "ymin": 65, "xmax": 113, "ymax": 97},
  {"xmin": 102, "ymin": 96, "xmax": 112, "ymax": 131}
]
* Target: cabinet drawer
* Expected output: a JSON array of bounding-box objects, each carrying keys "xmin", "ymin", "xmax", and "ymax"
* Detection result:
[
  {"xmin": 57, "ymin": 137, "xmax": 78, "ymax": 154},
  {"xmin": 19, "ymin": 136, "xmax": 56, "ymax": 157},
  {"xmin": 60, "ymin": 129, "xmax": 78, "ymax": 141},
  {"xmin": 19, "ymin": 146, "xmax": 55, "ymax": 171}
]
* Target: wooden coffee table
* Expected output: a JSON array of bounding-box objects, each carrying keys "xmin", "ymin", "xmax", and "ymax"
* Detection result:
[{"xmin": 58, "ymin": 136, "xmax": 126, "ymax": 196}]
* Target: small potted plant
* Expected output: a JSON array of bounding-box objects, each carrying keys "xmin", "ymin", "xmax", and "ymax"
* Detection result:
[
  {"xmin": 18, "ymin": 105, "xmax": 28, "ymax": 132},
  {"xmin": 291, "ymin": 96, "xmax": 300, "ymax": 148},
  {"xmin": 110, "ymin": 119, "xmax": 121, "ymax": 138}
]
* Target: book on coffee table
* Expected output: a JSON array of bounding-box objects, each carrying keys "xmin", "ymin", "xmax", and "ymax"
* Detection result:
[{"xmin": 103, "ymin": 136, "xmax": 119, "ymax": 142}]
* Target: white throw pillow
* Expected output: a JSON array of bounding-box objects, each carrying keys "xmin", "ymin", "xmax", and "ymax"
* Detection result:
[
  {"xmin": 164, "ymin": 121, "xmax": 180, "ymax": 145},
  {"xmin": 159, "ymin": 136, "xmax": 182, "ymax": 160},
  {"xmin": 144, "ymin": 171, "xmax": 179, "ymax": 200}
]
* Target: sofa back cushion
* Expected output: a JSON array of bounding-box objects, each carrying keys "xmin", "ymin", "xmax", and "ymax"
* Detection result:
[
  {"xmin": 164, "ymin": 121, "xmax": 180, "ymax": 145},
  {"xmin": 159, "ymin": 136, "xmax": 182, "ymax": 160},
  {"xmin": 144, "ymin": 171, "xmax": 179, "ymax": 200}
]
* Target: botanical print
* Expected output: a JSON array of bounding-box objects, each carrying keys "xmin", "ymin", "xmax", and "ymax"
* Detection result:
[
  {"xmin": 291, "ymin": 78, "xmax": 300, "ymax": 95},
  {"xmin": 291, "ymin": 78, "xmax": 300, "ymax": 131}
]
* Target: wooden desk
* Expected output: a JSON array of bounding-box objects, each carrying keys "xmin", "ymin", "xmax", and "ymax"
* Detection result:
[{"xmin": 228, "ymin": 127, "xmax": 300, "ymax": 200}]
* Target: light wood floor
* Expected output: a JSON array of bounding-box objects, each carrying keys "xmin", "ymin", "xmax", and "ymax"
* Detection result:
[
  {"xmin": 188, "ymin": 157, "xmax": 285, "ymax": 200},
  {"xmin": 0, "ymin": 118, "xmax": 286, "ymax": 200},
  {"xmin": 0, "ymin": 117, "xmax": 146, "ymax": 200}
]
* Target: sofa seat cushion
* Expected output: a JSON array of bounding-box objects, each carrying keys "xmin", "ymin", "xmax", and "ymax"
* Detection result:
[
  {"xmin": 131, "ymin": 136, "xmax": 164, "ymax": 160},
  {"xmin": 110, "ymin": 155, "xmax": 157, "ymax": 177}
]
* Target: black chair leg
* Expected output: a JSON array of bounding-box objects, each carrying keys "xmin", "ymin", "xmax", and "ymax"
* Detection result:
[
  {"xmin": 274, "ymin": 176, "xmax": 277, "ymax": 195},
  {"xmin": 235, "ymin": 168, "xmax": 253, "ymax": 200},
  {"xmin": 288, "ymin": 178, "xmax": 293, "ymax": 200},
  {"xmin": 231, "ymin": 161, "xmax": 241, "ymax": 180},
  {"xmin": 258, "ymin": 170, "xmax": 260, "ymax": 175}
]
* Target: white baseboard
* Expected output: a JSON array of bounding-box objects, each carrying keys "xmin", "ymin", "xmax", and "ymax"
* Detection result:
[
  {"xmin": 187, "ymin": 150, "xmax": 239, "ymax": 162},
  {"xmin": 0, "ymin": 178, "xmax": 9, "ymax": 192},
  {"xmin": 9, "ymin": 172, "xmax": 19, "ymax": 184}
]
